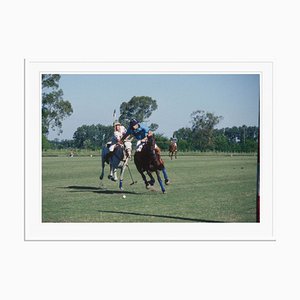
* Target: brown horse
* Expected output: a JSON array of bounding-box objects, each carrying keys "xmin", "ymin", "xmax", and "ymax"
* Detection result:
[
  {"xmin": 169, "ymin": 142, "xmax": 177, "ymax": 160},
  {"xmin": 134, "ymin": 135, "xmax": 170, "ymax": 193}
]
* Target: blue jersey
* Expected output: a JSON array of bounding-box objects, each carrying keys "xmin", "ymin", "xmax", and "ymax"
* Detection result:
[{"xmin": 125, "ymin": 124, "xmax": 149, "ymax": 140}]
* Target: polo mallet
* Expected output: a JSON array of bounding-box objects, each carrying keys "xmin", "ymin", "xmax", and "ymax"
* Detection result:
[{"xmin": 127, "ymin": 164, "xmax": 137, "ymax": 185}]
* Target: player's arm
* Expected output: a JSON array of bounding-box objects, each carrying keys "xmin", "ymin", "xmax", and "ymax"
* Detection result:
[{"xmin": 121, "ymin": 130, "xmax": 131, "ymax": 142}]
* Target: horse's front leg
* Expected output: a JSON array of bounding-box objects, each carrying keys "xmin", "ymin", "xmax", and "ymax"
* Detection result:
[
  {"xmin": 138, "ymin": 171, "xmax": 150, "ymax": 189},
  {"xmin": 108, "ymin": 164, "xmax": 117, "ymax": 181},
  {"xmin": 99, "ymin": 156, "xmax": 105, "ymax": 180},
  {"xmin": 113, "ymin": 167, "xmax": 118, "ymax": 181},
  {"xmin": 146, "ymin": 170, "xmax": 155, "ymax": 186},
  {"xmin": 118, "ymin": 160, "xmax": 128, "ymax": 190}
]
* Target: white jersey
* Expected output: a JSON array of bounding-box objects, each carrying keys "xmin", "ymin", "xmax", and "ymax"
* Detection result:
[{"xmin": 111, "ymin": 125, "xmax": 127, "ymax": 144}]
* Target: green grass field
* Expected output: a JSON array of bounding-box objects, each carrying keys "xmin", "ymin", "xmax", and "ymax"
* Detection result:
[{"xmin": 42, "ymin": 154, "xmax": 258, "ymax": 222}]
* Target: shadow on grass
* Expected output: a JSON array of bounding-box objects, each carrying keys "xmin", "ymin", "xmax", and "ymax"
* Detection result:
[
  {"xmin": 64, "ymin": 186, "xmax": 140, "ymax": 195},
  {"xmin": 97, "ymin": 210, "xmax": 223, "ymax": 223}
]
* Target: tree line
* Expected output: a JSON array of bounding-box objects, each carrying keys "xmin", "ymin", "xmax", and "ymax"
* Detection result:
[
  {"xmin": 42, "ymin": 74, "xmax": 258, "ymax": 153},
  {"xmin": 46, "ymin": 122, "xmax": 258, "ymax": 153}
]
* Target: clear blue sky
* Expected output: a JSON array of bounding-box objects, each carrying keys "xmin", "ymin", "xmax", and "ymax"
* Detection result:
[{"xmin": 48, "ymin": 74, "xmax": 260, "ymax": 140}]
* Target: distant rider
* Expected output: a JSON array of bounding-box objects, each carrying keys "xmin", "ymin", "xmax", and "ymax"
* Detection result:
[{"xmin": 170, "ymin": 137, "xmax": 177, "ymax": 147}]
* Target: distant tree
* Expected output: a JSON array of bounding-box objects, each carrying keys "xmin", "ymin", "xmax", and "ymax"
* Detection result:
[
  {"xmin": 212, "ymin": 131, "xmax": 230, "ymax": 152},
  {"xmin": 225, "ymin": 126, "xmax": 240, "ymax": 143},
  {"xmin": 42, "ymin": 134, "xmax": 51, "ymax": 151},
  {"xmin": 149, "ymin": 123, "xmax": 159, "ymax": 132},
  {"xmin": 173, "ymin": 127, "xmax": 193, "ymax": 151},
  {"xmin": 173, "ymin": 127, "xmax": 192, "ymax": 141},
  {"xmin": 177, "ymin": 139, "xmax": 189, "ymax": 152},
  {"xmin": 73, "ymin": 125, "xmax": 89, "ymax": 148},
  {"xmin": 173, "ymin": 121, "xmax": 258, "ymax": 153},
  {"xmin": 247, "ymin": 126, "xmax": 259, "ymax": 141},
  {"xmin": 83, "ymin": 139, "xmax": 93, "ymax": 150},
  {"xmin": 73, "ymin": 124, "xmax": 113, "ymax": 149},
  {"xmin": 243, "ymin": 139, "xmax": 258, "ymax": 152},
  {"xmin": 119, "ymin": 96, "xmax": 158, "ymax": 128},
  {"xmin": 215, "ymin": 125, "xmax": 259, "ymax": 153},
  {"xmin": 190, "ymin": 110, "xmax": 223, "ymax": 151},
  {"xmin": 42, "ymin": 74, "xmax": 73, "ymax": 135},
  {"xmin": 153, "ymin": 133, "xmax": 169, "ymax": 151},
  {"xmin": 59, "ymin": 139, "xmax": 75, "ymax": 149}
]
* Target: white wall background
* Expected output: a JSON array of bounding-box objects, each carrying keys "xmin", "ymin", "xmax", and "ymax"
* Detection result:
[{"xmin": 1, "ymin": 0, "xmax": 299, "ymax": 299}]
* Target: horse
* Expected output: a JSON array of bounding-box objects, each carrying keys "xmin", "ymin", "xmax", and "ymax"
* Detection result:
[
  {"xmin": 169, "ymin": 141, "xmax": 177, "ymax": 160},
  {"xmin": 134, "ymin": 135, "xmax": 170, "ymax": 193},
  {"xmin": 99, "ymin": 140, "xmax": 132, "ymax": 190}
]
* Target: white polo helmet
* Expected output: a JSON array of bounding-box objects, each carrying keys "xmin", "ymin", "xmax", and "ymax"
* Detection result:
[{"xmin": 113, "ymin": 121, "xmax": 121, "ymax": 127}]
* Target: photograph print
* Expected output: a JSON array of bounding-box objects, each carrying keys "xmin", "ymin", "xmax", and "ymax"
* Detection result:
[{"xmin": 41, "ymin": 71, "xmax": 260, "ymax": 223}]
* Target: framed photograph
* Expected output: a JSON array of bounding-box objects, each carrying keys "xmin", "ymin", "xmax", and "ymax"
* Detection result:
[{"xmin": 24, "ymin": 61, "xmax": 273, "ymax": 241}]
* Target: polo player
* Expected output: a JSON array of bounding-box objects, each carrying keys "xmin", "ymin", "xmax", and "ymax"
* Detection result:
[
  {"xmin": 123, "ymin": 119, "xmax": 170, "ymax": 184},
  {"xmin": 105, "ymin": 121, "xmax": 127, "ymax": 163}
]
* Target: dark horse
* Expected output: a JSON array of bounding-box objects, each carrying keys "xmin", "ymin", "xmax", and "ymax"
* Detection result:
[
  {"xmin": 169, "ymin": 141, "xmax": 177, "ymax": 160},
  {"xmin": 134, "ymin": 135, "xmax": 170, "ymax": 193}
]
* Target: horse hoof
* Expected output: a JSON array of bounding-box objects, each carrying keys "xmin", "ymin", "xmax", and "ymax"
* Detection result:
[
  {"xmin": 165, "ymin": 179, "xmax": 170, "ymax": 185},
  {"xmin": 108, "ymin": 175, "xmax": 116, "ymax": 181},
  {"xmin": 99, "ymin": 175, "xmax": 103, "ymax": 180}
]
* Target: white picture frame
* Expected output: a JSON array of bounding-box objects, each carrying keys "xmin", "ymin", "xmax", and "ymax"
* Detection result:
[{"xmin": 24, "ymin": 61, "xmax": 273, "ymax": 241}]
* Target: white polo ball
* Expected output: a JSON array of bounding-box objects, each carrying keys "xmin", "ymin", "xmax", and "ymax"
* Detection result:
[{"xmin": 122, "ymin": 195, "xmax": 126, "ymax": 199}]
